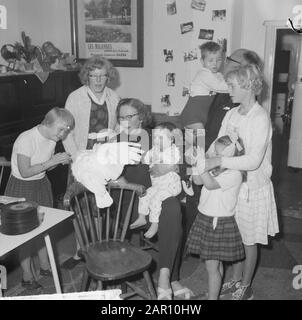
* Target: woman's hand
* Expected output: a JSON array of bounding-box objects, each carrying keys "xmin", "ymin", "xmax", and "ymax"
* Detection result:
[
  {"xmin": 108, "ymin": 177, "xmax": 146, "ymax": 196},
  {"xmin": 134, "ymin": 184, "xmax": 146, "ymax": 197}
]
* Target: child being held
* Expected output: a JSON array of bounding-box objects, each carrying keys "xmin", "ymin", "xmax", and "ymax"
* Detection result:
[
  {"xmin": 130, "ymin": 122, "xmax": 182, "ymax": 238},
  {"xmin": 186, "ymin": 134, "xmax": 246, "ymax": 300},
  {"xmin": 180, "ymin": 41, "xmax": 228, "ymax": 132}
]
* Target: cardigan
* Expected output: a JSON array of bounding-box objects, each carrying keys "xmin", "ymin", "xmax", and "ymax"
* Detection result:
[{"xmin": 63, "ymin": 85, "xmax": 120, "ymax": 159}]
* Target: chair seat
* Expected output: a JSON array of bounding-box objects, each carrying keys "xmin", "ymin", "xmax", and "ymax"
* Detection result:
[{"xmin": 85, "ymin": 240, "xmax": 153, "ymax": 281}]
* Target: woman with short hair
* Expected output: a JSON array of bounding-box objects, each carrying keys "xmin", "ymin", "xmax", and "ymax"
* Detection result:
[
  {"xmin": 112, "ymin": 98, "xmax": 193, "ymax": 300},
  {"xmin": 63, "ymin": 55, "xmax": 120, "ymax": 158}
]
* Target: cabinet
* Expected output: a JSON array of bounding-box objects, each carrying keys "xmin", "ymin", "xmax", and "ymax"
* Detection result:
[
  {"xmin": 0, "ymin": 70, "xmax": 81, "ymax": 158},
  {"xmin": 0, "ymin": 70, "xmax": 82, "ymax": 198}
]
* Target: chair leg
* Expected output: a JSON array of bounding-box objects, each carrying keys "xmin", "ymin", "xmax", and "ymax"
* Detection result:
[
  {"xmin": 143, "ymin": 271, "xmax": 157, "ymax": 300},
  {"xmin": 80, "ymin": 269, "xmax": 91, "ymax": 291},
  {"xmin": 139, "ymin": 230, "xmax": 145, "ymax": 247},
  {"xmin": 96, "ymin": 280, "xmax": 103, "ymax": 290},
  {"xmin": 121, "ymin": 282, "xmax": 127, "ymax": 294}
]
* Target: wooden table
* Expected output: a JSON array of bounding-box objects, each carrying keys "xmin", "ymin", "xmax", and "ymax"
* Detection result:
[{"xmin": 0, "ymin": 205, "xmax": 74, "ymax": 297}]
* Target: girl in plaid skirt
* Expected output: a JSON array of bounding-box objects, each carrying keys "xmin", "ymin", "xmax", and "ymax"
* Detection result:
[
  {"xmin": 186, "ymin": 135, "xmax": 245, "ymax": 300},
  {"xmin": 5, "ymin": 108, "xmax": 74, "ymax": 291}
]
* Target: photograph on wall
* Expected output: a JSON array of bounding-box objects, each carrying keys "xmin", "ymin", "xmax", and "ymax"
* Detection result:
[
  {"xmin": 167, "ymin": 0, "xmax": 177, "ymax": 16},
  {"xmin": 212, "ymin": 9, "xmax": 226, "ymax": 21},
  {"xmin": 166, "ymin": 73, "xmax": 176, "ymax": 87},
  {"xmin": 191, "ymin": 0, "xmax": 206, "ymax": 11},
  {"xmin": 163, "ymin": 49, "xmax": 174, "ymax": 62},
  {"xmin": 71, "ymin": 0, "xmax": 143, "ymax": 67},
  {"xmin": 217, "ymin": 38, "xmax": 227, "ymax": 52},
  {"xmin": 161, "ymin": 95, "xmax": 171, "ymax": 107},
  {"xmin": 180, "ymin": 22, "xmax": 194, "ymax": 34},
  {"xmin": 182, "ymin": 87, "xmax": 190, "ymax": 97},
  {"xmin": 198, "ymin": 29, "xmax": 214, "ymax": 40},
  {"xmin": 183, "ymin": 49, "xmax": 198, "ymax": 62}
]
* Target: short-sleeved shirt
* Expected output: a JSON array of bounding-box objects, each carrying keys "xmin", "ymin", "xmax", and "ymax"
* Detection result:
[
  {"xmin": 198, "ymin": 169, "xmax": 242, "ymax": 217},
  {"xmin": 11, "ymin": 126, "xmax": 56, "ymax": 181}
]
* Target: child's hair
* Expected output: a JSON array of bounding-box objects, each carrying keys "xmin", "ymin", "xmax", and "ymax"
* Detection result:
[
  {"xmin": 213, "ymin": 135, "xmax": 247, "ymax": 181},
  {"xmin": 154, "ymin": 122, "xmax": 177, "ymax": 143},
  {"xmin": 199, "ymin": 41, "xmax": 222, "ymax": 60},
  {"xmin": 156, "ymin": 122, "xmax": 177, "ymax": 132},
  {"xmin": 42, "ymin": 107, "xmax": 75, "ymax": 130},
  {"xmin": 225, "ymin": 64, "xmax": 263, "ymax": 95}
]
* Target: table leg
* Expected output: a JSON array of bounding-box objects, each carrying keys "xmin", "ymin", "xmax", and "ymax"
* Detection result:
[
  {"xmin": 44, "ymin": 233, "xmax": 62, "ymax": 294},
  {"xmin": 0, "ymin": 284, "xmax": 2, "ymax": 297}
]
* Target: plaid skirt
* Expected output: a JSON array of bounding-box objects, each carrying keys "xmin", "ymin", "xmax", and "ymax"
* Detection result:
[
  {"xmin": 185, "ymin": 212, "xmax": 245, "ymax": 262},
  {"xmin": 4, "ymin": 175, "xmax": 53, "ymax": 207}
]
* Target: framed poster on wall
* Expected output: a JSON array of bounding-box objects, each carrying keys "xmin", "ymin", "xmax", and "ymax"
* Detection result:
[{"xmin": 70, "ymin": 0, "xmax": 144, "ymax": 67}]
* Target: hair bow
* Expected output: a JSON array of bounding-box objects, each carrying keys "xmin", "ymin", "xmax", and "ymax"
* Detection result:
[{"xmin": 221, "ymin": 132, "xmax": 243, "ymax": 157}]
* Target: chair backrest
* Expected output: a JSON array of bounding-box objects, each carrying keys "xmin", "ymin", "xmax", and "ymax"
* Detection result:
[
  {"xmin": 0, "ymin": 158, "xmax": 11, "ymax": 194},
  {"xmin": 63, "ymin": 181, "xmax": 137, "ymax": 251}
]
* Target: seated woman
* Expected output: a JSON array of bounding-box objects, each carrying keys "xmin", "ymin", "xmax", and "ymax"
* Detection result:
[{"xmin": 112, "ymin": 98, "xmax": 194, "ymax": 300}]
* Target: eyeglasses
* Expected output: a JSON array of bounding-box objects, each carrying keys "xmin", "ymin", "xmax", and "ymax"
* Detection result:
[
  {"xmin": 226, "ymin": 56, "xmax": 241, "ymax": 65},
  {"xmin": 118, "ymin": 113, "xmax": 139, "ymax": 121},
  {"xmin": 89, "ymin": 74, "xmax": 109, "ymax": 81}
]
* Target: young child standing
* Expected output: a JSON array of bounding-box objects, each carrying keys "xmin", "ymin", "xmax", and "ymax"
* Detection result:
[
  {"xmin": 4, "ymin": 107, "xmax": 74, "ymax": 290},
  {"xmin": 130, "ymin": 122, "xmax": 182, "ymax": 239},
  {"xmin": 180, "ymin": 41, "xmax": 228, "ymax": 131},
  {"xmin": 186, "ymin": 135, "xmax": 245, "ymax": 300}
]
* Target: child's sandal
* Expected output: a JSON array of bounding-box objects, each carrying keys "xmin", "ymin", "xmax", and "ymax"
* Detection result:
[{"xmin": 173, "ymin": 287, "xmax": 194, "ymax": 300}]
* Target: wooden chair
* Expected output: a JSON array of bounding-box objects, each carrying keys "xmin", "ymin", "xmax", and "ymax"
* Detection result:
[{"xmin": 63, "ymin": 182, "xmax": 157, "ymax": 300}]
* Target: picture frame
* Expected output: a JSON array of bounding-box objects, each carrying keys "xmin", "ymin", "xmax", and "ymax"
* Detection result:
[{"xmin": 70, "ymin": 0, "xmax": 144, "ymax": 67}]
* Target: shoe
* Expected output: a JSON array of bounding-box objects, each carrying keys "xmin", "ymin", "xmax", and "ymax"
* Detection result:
[
  {"xmin": 40, "ymin": 268, "xmax": 52, "ymax": 277},
  {"xmin": 61, "ymin": 257, "xmax": 83, "ymax": 270},
  {"xmin": 21, "ymin": 279, "xmax": 43, "ymax": 291},
  {"xmin": 220, "ymin": 279, "xmax": 241, "ymax": 297},
  {"xmin": 182, "ymin": 180, "xmax": 194, "ymax": 196},
  {"xmin": 157, "ymin": 287, "xmax": 173, "ymax": 300},
  {"xmin": 231, "ymin": 285, "xmax": 254, "ymax": 300},
  {"xmin": 173, "ymin": 287, "xmax": 195, "ymax": 300}
]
